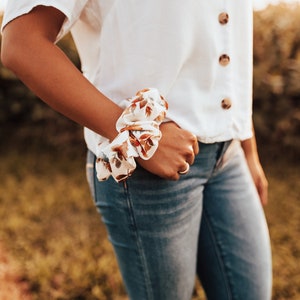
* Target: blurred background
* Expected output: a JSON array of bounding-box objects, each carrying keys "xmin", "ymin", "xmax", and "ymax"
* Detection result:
[{"xmin": 0, "ymin": 2, "xmax": 299, "ymax": 300}]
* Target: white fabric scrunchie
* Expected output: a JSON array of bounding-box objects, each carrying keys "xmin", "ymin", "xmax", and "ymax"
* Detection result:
[{"xmin": 95, "ymin": 88, "xmax": 168, "ymax": 182}]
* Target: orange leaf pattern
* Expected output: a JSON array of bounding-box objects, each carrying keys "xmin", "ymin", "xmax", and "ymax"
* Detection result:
[{"xmin": 95, "ymin": 88, "xmax": 168, "ymax": 182}]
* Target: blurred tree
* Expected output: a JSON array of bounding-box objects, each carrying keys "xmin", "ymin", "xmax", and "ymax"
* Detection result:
[{"xmin": 253, "ymin": 4, "xmax": 300, "ymax": 156}]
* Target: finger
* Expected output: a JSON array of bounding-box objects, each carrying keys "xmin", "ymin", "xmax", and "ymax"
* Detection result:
[
  {"xmin": 185, "ymin": 145, "xmax": 195, "ymax": 165},
  {"xmin": 255, "ymin": 176, "xmax": 268, "ymax": 206},
  {"xmin": 192, "ymin": 135, "xmax": 199, "ymax": 155},
  {"xmin": 258, "ymin": 183, "xmax": 268, "ymax": 206},
  {"xmin": 185, "ymin": 135, "xmax": 198, "ymax": 165}
]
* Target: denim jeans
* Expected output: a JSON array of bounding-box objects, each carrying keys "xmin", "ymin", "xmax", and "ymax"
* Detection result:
[{"xmin": 86, "ymin": 140, "xmax": 272, "ymax": 300}]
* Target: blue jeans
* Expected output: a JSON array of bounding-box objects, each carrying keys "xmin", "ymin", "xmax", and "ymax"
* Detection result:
[{"xmin": 86, "ymin": 141, "xmax": 272, "ymax": 300}]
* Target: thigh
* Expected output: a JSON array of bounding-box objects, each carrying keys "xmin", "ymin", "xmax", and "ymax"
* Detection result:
[
  {"xmin": 87, "ymin": 150, "xmax": 204, "ymax": 300},
  {"xmin": 197, "ymin": 142, "xmax": 272, "ymax": 300}
]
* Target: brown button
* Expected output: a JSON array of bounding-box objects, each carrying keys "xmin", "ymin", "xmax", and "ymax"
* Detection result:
[
  {"xmin": 219, "ymin": 54, "xmax": 230, "ymax": 66},
  {"xmin": 219, "ymin": 12, "xmax": 229, "ymax": 25},
  {"xmin": 221, "ymin": 98, "xmax": 232, "ymax": 110}
]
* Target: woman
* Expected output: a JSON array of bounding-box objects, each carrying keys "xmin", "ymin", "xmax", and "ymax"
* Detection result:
[{"xmin": 1, "ymin": 1, "xmax": 272, "ymax": 299}]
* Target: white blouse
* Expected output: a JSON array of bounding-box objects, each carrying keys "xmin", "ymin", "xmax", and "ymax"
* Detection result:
[{"xmin": 2, "ymin": 0, "xmax": 254, "ymax": 155}]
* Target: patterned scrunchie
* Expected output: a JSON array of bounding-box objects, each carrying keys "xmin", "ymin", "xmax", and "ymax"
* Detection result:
[{"xmin": 95, "ymin": 88, "xmax": 168, "ymax": 182}]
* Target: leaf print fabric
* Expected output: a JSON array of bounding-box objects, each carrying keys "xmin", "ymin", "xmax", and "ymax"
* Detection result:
[{"xmin": 95, "ymin": 88, "xmax": 168, "ymax": 182}]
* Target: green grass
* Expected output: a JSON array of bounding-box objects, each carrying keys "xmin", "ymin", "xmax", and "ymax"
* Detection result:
[{"xmin": 0, "ymin": 141, "xmax": 299, "ymax": 300}]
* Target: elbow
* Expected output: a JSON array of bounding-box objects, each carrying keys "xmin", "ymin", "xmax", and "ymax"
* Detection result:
[
  {"xmin": 1, "ymin": 34, "xmax": 17, "ymax": 71},
  {"xmin": 1, "ymin": 53, "xmax": 13, "ymax": 72},
  {"xmin": 1, "ymin": 27, "xmax": 28, "ymax": 73},
  {"xmin": 1, "ymin": 39, "xmax": 10, "ymax": 69}
]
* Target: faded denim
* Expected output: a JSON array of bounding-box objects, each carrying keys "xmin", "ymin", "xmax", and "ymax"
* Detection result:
[{"xmin": 86, "ymin": 141, "xmax": 272, "ymax": 300}]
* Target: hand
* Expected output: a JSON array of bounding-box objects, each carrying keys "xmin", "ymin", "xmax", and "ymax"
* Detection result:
[
  {"xmin": 246, "ymin": 155, "xmax": 269, "ymax": 206},
  {"xmin": 241, "ymin": 129, "xmax": 268, "ymax": 206},
  {"xmin": 136, "ymin": 122, "xmax": 199, "ymax": 180}
]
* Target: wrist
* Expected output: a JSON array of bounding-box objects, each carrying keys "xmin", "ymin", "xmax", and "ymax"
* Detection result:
[{"xmin": 96, "ymin": 88, "xmax": 168, "ymax": 182}]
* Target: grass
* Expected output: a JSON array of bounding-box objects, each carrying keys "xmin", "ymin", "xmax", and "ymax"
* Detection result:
[
  {"xmin": 0, "ymin": 135, "xmax": 299, "ymax": 300},
  {"xmin": 0, "ymin": 141, "xmax": 126, "ymax": 300},
  {"xmin": 264, "ymin": 161, "xmax": 300, "ymax": 300}
]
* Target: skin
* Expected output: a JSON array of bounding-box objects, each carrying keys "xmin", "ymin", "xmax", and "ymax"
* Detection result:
[
  {"xmin": 1, "ymin": 6, "xmax": 268, "ymax": 204},
  {"xmin": 241, "ymin": 131, "xmax": 268, "ymax": 206}
]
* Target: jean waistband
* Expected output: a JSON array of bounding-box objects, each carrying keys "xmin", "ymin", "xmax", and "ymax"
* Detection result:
[{"xmin": 197, "ymin": 140, "xmax": 233, "ymax": 162}]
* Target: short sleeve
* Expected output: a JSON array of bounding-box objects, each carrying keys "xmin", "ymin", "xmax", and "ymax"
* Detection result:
[{"xmin": 1, "ymin": 0, "xmax": 88, "ymax": 40}]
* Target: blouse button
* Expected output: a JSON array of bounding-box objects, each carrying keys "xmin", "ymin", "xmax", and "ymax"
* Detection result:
[
  {"xmin": 219, "ymin": 54, "xmax": 230, "ymax": 66},
  {"xmin": 218, "ymin": 12, "xmax": 229, "ymax": 25},
  {"xmin": 221, "ymin": 98, "xmax": 232, "ymax": 110}
]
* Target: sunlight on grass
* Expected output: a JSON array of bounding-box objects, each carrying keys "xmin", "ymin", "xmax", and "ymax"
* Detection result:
[
  {"xmin": 264, "ymin": 164, "xmax": 300, "ymax": 300},
  {"xmin": 0, "ymin": 149, "xmax": 126, "ymax": 300}
]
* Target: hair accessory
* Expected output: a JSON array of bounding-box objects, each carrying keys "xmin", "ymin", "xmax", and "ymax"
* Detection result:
[{"xmin": 96, "ymin": 88, "xmax": 168, "ymax": 182}]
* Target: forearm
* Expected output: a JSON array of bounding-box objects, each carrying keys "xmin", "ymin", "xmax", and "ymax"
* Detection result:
[
  {"xmin": 241, "ymin": 126, "xmax": 260, "ymax": 162},
  {"xmin": 7, "ymin": 42, "xmax": 121, "ymax": 140},
  {"xmin": 1, "ymin": 8, "xmax": 122, "ymax": 140},
  {"xmin": 241, "ymin": 124, "xmax": 268, "ymax": 205}
]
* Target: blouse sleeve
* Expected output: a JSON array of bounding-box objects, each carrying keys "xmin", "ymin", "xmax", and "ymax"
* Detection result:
[{"xmin": 1, "ymin": 0, "xmax": 88, "ymax": 40}]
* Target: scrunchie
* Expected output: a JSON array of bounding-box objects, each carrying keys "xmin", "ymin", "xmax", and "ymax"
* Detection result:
[{"xmin": 95, "ymin": 88, "xmax": 168, "ymax": 182}]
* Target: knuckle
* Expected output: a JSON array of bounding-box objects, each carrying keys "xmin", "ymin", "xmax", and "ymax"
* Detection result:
[
  {"xmin": 166, "ymin": 171, "xmax": 179, "ymax": 181},
  {"xmin": 185, "ymin": 152, "xmax": 194, "ymax": 164},
  {"xmin": 185, "ymin": 146, "xmax": 195, "ymax": 158},
  {"xmin": 170, "ymin": 174, "xmax": 180, "ymax": 181},
  {"xmin": 188, "ymin": 132, "xmax": 197, "ymax": 142},
  {"xmin": 161, "ymin": 169, "xmax": 178, "ymax": 181}
]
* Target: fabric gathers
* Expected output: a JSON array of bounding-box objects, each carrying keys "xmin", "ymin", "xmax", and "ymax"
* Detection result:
[{"xmin": 95, "ymin": 88, "xmax": 168, "ymax": 182}]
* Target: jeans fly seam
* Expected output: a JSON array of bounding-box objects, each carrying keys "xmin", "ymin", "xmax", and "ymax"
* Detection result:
[
  {"xmin": 202, "ymin": 208, "xmax": 233, "ymax": 300},
  {"xmin": 212, "ymin": 141, "xmax": 232, "ymax": 174},
  {"xmin": 122, "ymin": 180, "xmax": 154, "ymax": 300}
]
